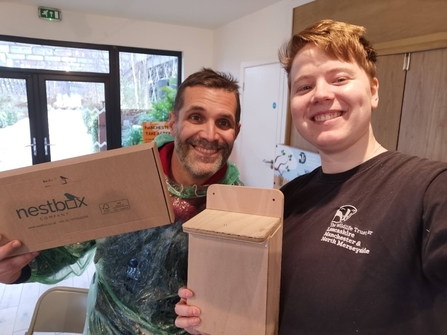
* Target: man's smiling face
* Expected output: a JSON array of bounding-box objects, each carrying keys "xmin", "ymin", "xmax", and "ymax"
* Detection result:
[
  {"xmin": 289, "ymin": 43, "xmax": 378, "ymax": 155},
  {"xmin": 169, "ymin": 85, "xmax": 240, "ymax": 185}
]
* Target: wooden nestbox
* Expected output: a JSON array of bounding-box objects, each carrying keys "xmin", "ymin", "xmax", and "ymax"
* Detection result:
[{"xmin": 183, "ymin": 184, "xmax": 283, "ymax": 335}]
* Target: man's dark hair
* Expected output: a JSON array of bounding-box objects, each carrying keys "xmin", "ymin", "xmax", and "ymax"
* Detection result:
[{"xmin": 172, "ymin": 68, "xmax": 241, "ymax": 124}]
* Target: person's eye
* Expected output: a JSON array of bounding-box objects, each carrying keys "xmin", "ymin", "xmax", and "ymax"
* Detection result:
[
  {"xmin": 294, "ymin": 85, "xmax": 312, "ymax": 95},
  {"xmin": 217, "ymin": 119, "xmax": 232, "ymax": 130},
  {"xmin": 188, "ymin": 114, "xmax": 202, "ymax": 123},
  {"xmin": 300, "ymin": 85, "xmax": 312, "ymax": 91},
  {"xmin": 335, "ymin": 77, "xmax": 347, "ymax": 83}
]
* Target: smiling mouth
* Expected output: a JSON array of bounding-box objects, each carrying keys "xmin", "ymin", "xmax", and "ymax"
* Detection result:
[
  {"xmin": 194, "ymin": 145, "xmax": 219, "ymax": 155},
  {"xmin": 313, "ymin": 111, "xmax": 343, "ymax": 122}
]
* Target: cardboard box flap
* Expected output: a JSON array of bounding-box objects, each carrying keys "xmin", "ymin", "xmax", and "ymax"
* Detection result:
[
  {"xmin": 183, "ymin": 209, "xmax": 280, "ymax": 242},
  {"xmin": 0, "ymin": 141, "xmax": 175, "ymax": 256}
]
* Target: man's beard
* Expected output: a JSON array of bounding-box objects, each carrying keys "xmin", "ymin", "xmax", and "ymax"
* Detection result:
[{"xmin": 174, "ymin": 136, "xmax": 232, "ymax": 182}]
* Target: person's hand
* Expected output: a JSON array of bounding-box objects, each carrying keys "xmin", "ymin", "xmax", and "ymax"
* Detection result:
[
  {"xmin": 0, "ymin": 235, "xmax": 39, "ymax": 283},
  {"xmin": 175, "ymin": 287, "xmax": 203, "ymax": 334}
]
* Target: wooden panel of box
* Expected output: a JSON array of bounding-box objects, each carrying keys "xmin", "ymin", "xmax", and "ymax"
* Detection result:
[{"xmin": 183, "ymin": 184, "xmax": 283, "ymax": 335}]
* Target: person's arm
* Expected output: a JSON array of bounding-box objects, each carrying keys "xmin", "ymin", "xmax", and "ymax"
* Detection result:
[
  {"xmin": 1, "ymin": 233, "xmax": 96, "ymax": 285},
  {"xmin": 0, "ymin": 236, "xmax": 39, "ymax": 284},
  {"xmin": 175, "ymin": 287, "xmax": 204, "ymax": 335},
  {"xmin": 422, "ymin": 170, "xmax": 447, "ymax": 289}
]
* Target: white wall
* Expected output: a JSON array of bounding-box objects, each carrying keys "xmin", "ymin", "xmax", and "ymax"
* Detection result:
[
  {"xmin": 214, "ymin": 0, "xmax": 313, "ymax": 167},
  {"xmin": 0, "ymin": 2, "xmax": 214, "ymax": 78}
]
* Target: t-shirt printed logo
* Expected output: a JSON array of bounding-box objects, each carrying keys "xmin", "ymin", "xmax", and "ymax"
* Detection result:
[{"xmin": 320, "ymin": 205, "xmax": 373, "ymax": 254}]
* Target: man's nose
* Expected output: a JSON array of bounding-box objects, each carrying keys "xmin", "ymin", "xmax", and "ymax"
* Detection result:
[
  {"xmin": 199, "ymin": 121, "xmax": 219, "ymax": 141},
  {"xmin": 311, "ymin": 81, "xmax": 334, "ymax": 104}
]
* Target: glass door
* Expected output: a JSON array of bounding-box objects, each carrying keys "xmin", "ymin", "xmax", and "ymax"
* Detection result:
[
  {"xmin": 0, "ymin": 75, "xmax": 34, "ymax": 171},
  {"xmin": 0, "ymin": 71, "xmax": 108, "ymax": 171},
  {"xmin": 43, "ymin": 79, "xmax": 107, "ymax": 161}
]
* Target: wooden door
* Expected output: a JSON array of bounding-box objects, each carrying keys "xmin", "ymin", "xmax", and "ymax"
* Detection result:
[
  {"xmin": 397, "ymin": 48, "xmax": 447, "ymax": 162},
  {"xmin": 372, "ymin": 53, "xmax": 407, "ymax": 150}
]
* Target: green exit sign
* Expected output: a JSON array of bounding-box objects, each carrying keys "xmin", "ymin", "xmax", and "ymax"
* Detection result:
[{"xmin": 38, "ymin": 6, "xmax": 61, "ymax": 21}]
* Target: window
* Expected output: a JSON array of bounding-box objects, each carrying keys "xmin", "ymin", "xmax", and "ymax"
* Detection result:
[
  {"xmin": 119, "ymin": 52, "xmax": 179, "ymax": 146},
  {"xmin": 0, "ymin": 34, "xmax": 181, "ymax": 170}
]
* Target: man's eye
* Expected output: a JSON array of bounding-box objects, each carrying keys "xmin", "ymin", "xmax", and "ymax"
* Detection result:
[
  {"xmin": 294, "ymin": 85, "xmax": 312, "ymax": 94},
  {"xmin": 189, "ymin": 114, "xmax": 202, "ymax": 122},
  {"xmin": 217, "ymin": 119, "xmax": 232, "ymax": 129},
  {"xmin": 335, "ymin": 77, "xmax": 347, "ymax": 83},
  {"xmin": 300, "ymin": 85, "xmax": 312, "ymax": 91}
]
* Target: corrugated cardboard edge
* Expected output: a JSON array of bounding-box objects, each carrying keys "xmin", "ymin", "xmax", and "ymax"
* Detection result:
[{"xmin": 151, "ymin": 144, "xmax": 175, "ymax": 224}]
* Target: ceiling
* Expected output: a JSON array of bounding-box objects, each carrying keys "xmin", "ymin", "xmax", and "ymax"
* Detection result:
[{"xmin": 7, "ymin": 0, "xmax": 285, "ymax": 29}]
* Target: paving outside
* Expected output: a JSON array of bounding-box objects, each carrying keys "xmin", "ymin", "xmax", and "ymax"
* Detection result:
[{"xmin": 0, "ymin": 108, "xmax": 96, "ymax": 172}]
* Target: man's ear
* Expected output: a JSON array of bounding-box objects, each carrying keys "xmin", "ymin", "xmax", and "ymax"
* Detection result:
[
  {"xmin": 168, "ymin": 111, "xmax": 176, "ymax": 136},
  {"xmin": 371, "ymin": 77, "xmax": 379, "ymax": 110},
  {"xmin": 235, "ymin": 123, "xmax": 241, "ymax": 139}
]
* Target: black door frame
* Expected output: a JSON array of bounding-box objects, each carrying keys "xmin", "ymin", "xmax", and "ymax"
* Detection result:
[
  {"xmin": 0, "ymin": 68, "xmax": 110, "ymax": 164},
  {"xmin": 0, "ymin": 34, "xmax": 182, "ymax": 160}
]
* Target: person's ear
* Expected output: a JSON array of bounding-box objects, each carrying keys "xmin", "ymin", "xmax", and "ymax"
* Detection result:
[
  {"xmin": 168, "ymin": 111, "xmax": 176, "ymax": 136},
  {"xmin": 371, "ymin": 77, "xmax": 379, "ymax": 110},
  {"xmin": 235, "ymin": 123, "xmax": 241, "ymax": 139}
]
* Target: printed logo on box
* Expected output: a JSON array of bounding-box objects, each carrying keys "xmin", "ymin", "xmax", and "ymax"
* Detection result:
[
  {"xmin": 15, "ymin": 193, "xmax": 87, "ymax": 219},
  {"xmin": 99, "ymin": 199, "xmax": 131, "ymax": 215}
]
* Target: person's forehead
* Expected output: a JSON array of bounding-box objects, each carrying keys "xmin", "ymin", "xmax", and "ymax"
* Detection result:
[
  {"xmin": 291, "ymin": 44, "xmax": 360, "ymax": 73},
  {"xmin": 183, "ymin": 86, "xmax": 237, "ymax": 108},
  {"xmin": 183, "ymin": 85, "xmax": 237, "ymax": 117}
]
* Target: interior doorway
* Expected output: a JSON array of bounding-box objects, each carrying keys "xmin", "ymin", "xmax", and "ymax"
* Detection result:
[{"xmin": 236, "ymin": 61, "xmax": 288, "ymax": 188}]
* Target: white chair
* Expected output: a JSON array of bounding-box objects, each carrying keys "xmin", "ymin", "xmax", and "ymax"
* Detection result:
[{"xmin": 26, "ymin": 286, "xmax": 89, "ymax": 335}]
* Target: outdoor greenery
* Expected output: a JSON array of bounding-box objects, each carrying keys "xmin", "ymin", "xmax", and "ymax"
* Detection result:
[
  {"xmin": 0, "ymin": 95, "xmax": 25, "ymax": 128},
  {"xmin": 141, "ymin": 86, "xmax": 176, "ymax": 123},
  {"xmin": 122, "ymin": 85, "xmax": 177, "ymax": 146},
  {"xmin": 82, "ymin": 107, "xmax": 100, "ymax": 152}
]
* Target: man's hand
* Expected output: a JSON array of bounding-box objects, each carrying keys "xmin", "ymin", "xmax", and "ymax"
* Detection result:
[
  {"xmin": 175, "ymin": 287, "xmax": 203, "ymax": 334},
  {"xmin": 0, "ymin": 235, "xmax": 39, "ymax": 283}
]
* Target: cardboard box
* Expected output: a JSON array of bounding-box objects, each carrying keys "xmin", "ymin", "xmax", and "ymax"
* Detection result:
[
  {"xmin": 183, "ymin": 184, "xmax": 283, "ymax": 335},
  {"xmin": 0, "ymin": 142, "xmax": 174, "ymax": 256}
]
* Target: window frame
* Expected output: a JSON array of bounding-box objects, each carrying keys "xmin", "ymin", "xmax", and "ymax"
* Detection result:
[{"xmin": 0, "ymin": 34, "xmax": 182, "ymax": 150}]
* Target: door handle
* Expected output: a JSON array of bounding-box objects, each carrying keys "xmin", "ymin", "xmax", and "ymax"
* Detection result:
[
  {"xmin": 44, "ymin": 137, "xmax": 54, "ymax": 156},
  {"xmin": 25, "ymin": 137, "xmax": 37, "ymax": 156},
  {"xmin": 262, "ymin": 159, "xmax": 274, "ymax": 169}
]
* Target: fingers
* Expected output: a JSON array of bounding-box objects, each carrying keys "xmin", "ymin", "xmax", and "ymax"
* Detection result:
[
  {"xmin": 178, "ymin": 286, "xmax": 195, "ymax": 299},
  {"xmin": 175, "ymin": 287, "xmax": 202, "ymax": 332},
  {"xmin": 175, "ymin": 298, "xmax": 201, "ymax": 318},
  {"xmin": 175, "ymin": 305, "xmax": 201, "ymax": 330},
  {"xmin": 0, "ymin": 236, "xmax": 39, "ymax": 283}
]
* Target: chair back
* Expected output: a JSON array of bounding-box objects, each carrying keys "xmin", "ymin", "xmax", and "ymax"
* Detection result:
[{"xmin": 26, "ymin": 286, "xmax": 89, "ymax": 334}]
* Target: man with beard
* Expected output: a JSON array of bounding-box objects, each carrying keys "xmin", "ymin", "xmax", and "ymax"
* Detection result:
[{"xmin": 0, "ymin": 68, "xmax": 243, "ymax": 334}]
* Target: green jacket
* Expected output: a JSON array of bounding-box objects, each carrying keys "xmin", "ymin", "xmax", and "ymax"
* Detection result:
[{"xmin": 28, "ymin": 134, "xmax": 242, "ymax": 334}]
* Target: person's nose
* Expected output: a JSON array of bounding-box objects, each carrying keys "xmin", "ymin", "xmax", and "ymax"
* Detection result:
[
  {"xmin": 199, "ymin": 121, "xmax": 219, "ymax": 142},
  {"xmin": 310, "ymin": 80, "xmax": 334, "ymax": 104}
]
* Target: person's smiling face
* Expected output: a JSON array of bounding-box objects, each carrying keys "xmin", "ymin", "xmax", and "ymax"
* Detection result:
[
  {"xmin": 289, "ymin": 43, "xmax": 379, "ymax": 155},
  {"xmin": 169, "ymin": 85, "xmax": 240, "ymax": 185}
]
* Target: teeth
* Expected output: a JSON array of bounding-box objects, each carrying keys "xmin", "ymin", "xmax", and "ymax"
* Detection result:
[
  {"xmin": 196, "ymin": 147, "xmax": 217, "ymax": 154},
  {"xmin": 314, "ymin": 112, "xmax": 342, "ymax": 122}
]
